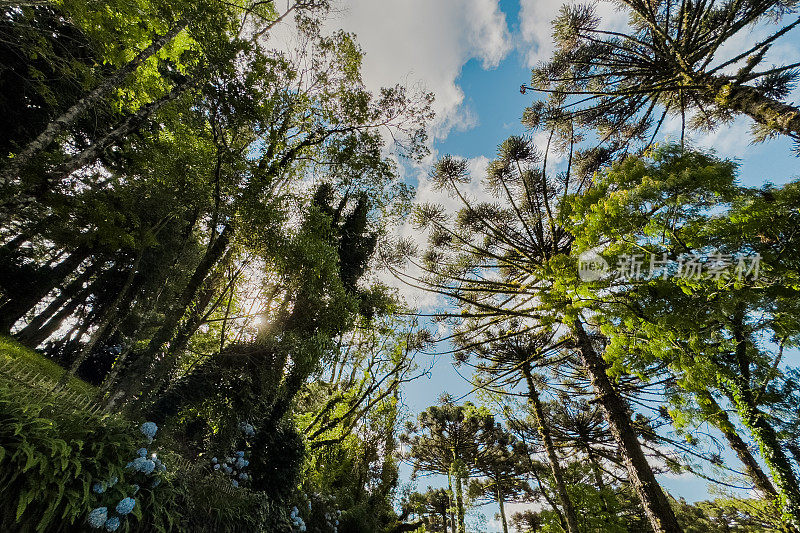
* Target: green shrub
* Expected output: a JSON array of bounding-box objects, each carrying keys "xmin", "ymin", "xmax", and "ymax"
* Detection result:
[{"xmin": 0, "ymin": 380, "xmax": 139, "ymax": 532}]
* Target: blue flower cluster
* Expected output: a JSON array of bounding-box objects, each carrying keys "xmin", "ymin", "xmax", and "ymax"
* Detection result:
[
  {"xmin": 126, "ymin": 448, "xmax": 167, "ymax": 477},
  {"xmin": 290, "ymin": 506, "xmax": 307, "ymax": 532},
  {"xmin": 211, "ymin": 450, "xmax": 250, "ymax": 488},
  {"xmin": 92, "ymin": 476, "xmax": 118, "ymax": 495},
  {"xmin": 88, "ymin": 496, "xmax": 135, "ymax": 531},
  {"xmin": 88, "ymin": 421, "xmax": 164, "ymax": 530},
  {"xmin": 140, "ymin": 421, "xmax": 158, "ymax": 443},
  {"xmin": 238, "ymin": 421, "xmax": 256, "ymax": 437}
]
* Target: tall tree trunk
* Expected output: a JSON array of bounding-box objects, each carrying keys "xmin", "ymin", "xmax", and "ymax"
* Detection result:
[
  {"xmin": 0, "ymin": 245, "xmax": 89, "ymax": 333},
  {"xmin": 0, "ymin": 19, "xmax": 189, "ymax": 184},
  {"xmin": 140, "ymin": 248, "xmax": 234, "ymax": 400},
  {"xmin": 496, "ymin": 485, "xmax": 509, "ymax": 533},
  {"xmin": 17, "ymin": 283, "xmax": 92, "ymax": 348},
  {"xmin": 14, "ymin": 263, "xmax": 96, "ymax": 346},
  {"xmin": 60, "ymin": 250, "xmax": 144, "ymax": 384},
  {"xmin": 116, "ymin": 224, "xmax": 232, "ymax": 398},
  {"xmin": 703, "ymin": 76, "xmax": 800, "ymax": 140},
  {"xmin": 696, "ymin": 389, "xmax": 778, "ymax": 498},
  {"xmin": 726, "ymin": 311, "xmax": 800, "ymax": 527},
  {"xmin": 523, "ymin": 365, "xmax": 580, "ymax": 533},
  {"xmin": 452, "ymin": 461, "xmax": 466, "ymax": 533},
  {"xmin": 22, "ymin": 79, "xmax": 198, "ymax": 205},
  {"xmin": 723, "ymin": 376, "xmax": 800, "ymax": 526},
  {"xmin": 572, "ymin": 320, "xmax": 682, "ymax": 533}
]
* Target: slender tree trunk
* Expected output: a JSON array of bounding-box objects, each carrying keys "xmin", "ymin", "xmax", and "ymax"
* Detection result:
[
  {"xmin": 723, "ymin": 377, "xmax": 800, "ymax": 527},
  {"xmin": 140, "ymin": 248, "xmax": 234, "ymax": 400},
  {"xmin": 523, "ymin": 365, "xmax": 580, "ymax": 533},
  {"xmin": 703, "ymin": 76, "xmax": 800, "ymax": 140},
  {"xmin": 453, "ymin": 462, "xmax": 466, "ymax": 533},
  {"xmin": 572, "ymin": 320, "xmax": 682, "ymax": 533},
  {"xmin": 496, "ymin": 485, "xmax": 509, "ymax": 533},
  {"xmin": 60, "ymin": 250, "xmax": 143, "ymax": 384},
  {"xmin": 585, "ymin": 444, "xmax": 612, "ymax": 516},
  {"xmin": 117, "ymin": 224, "xmax": 232, "ymax": 397},
  {"xmin": 447, "ymin": 471, "xmax": 455, "ymax": 533},
  {"xmin": 0, "ymin": 246, "xmax": 89, "ymax": 333},
  {"xmin": 14, "ymin": 263, "xmax": 96, "ymax": 346},
  {"xmin": 696, "ymin": 389, "xmax": 778, "ymax": 498},
  {"xmin": 42, "ymin": 79, "xmax": 195, "ymax": 190},
  {"xmin": 727, "ymin": 311, "xmax": 800, "ymax": 527},
  {"xmin": 18, "ymin": 282, "xmax": 92, "ymax": 348},
  {"xmin": 0, "ymin": 19, "xmax": 189, "ymax": 184}
]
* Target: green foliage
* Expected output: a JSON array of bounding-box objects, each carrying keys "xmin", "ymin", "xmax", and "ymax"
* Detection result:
[{"xmin": 0, "ymin": 379, "xmax": 138, "ymax": 532}]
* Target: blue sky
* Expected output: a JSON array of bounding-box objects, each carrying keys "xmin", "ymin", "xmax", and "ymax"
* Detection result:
[{"xmin": 326, "ymin": 0, "xmax": 800, "ymax": 528}]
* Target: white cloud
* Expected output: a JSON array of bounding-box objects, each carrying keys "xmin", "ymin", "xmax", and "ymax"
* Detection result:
[{"xmin": 327, "ymin": 0, "xmax": 512, "ymax": 139}]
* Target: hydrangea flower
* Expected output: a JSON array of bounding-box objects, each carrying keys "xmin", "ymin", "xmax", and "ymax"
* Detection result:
[
  {"xmin": 213, "ymin": 464, "xmax": 220, "ymax": 471},
  {"xmin": 88, "ymin": 507, "xmax": 107, "ymax": 528},
  {"xmin": 238, "ymin": 422, "xmax": 256, "ymax": 437},
  {"xmin": 140, "ymin": 422, "xmax": 158, "ymax": 442},
  {"xmin": 137, "ymin": 448, "xmax": 148, "ymax": 458},
  {"xmin": 235, "ymin": 457, "xmax": 246, "ymax": 469},
  {"xmin": 239, "ymin": 473, "xmax": 248, "ymax": 481},
  {"xmin": 104, "ymin": 517, "xmax": 120, "ymax": 532},
  {"xmin": 131, "ymin": 457, "xmax": 155, "ymax": 474},
  {"xmin": 231, "ymin": 480, "xmax": 239, "ymax": 488},
  {"xmin": 92, "ymin": 482, "xmax": 106, "ymax": 494},
  {"xmin": 116, "ymin": 497, "xmax": 136, "ymax": 515},
  {"xmin": 211, "ymin": 457, "xmax": 218, "ymax": 464},
  {"xmin": 235, "ymin": 451, "xmax": 245, "ymax": 458}
]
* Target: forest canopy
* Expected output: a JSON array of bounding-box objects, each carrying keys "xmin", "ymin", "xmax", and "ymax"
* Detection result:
[{"xmin": 1, "ymin": 1, "xmax": 800, "ymax": 532}]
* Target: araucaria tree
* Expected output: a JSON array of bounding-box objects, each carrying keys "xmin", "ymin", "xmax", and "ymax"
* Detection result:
[
  {"xmin": 399, "ymin": 134, "xmax": 683, "ymax": 532},
  {"xmin": 524, "ymin": 0, "xmax": 800, "ymax": 147}
]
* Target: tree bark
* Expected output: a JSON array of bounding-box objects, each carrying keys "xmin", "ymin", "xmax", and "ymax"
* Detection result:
[
  {"xmin": 497, "ymin": 485, "xmax": 509, "ymax": 533},
  {"xmin": 60, "ymin": 250, "xmax": 144, "ymax": 383},
  {"xmin": 703, "ymin": 76, "xmax": 800, "ymax": 140},
  {"xmin": 0, "ymin": 245, "xmax": 89, "ymax": 333},
  {"xmin": 14, "ymin": 263, "xmax": 96, "ymax": 346},
  {"xmin": 0, "ymin": 19, "xmax": 189, "ymax": 184},
  {"xmin": 453, "ymin": 462, "xmax": 466, "ymax": 533},
  {"xmin": 523, "ymin": 365, "xmax": 580, "ymax": 533},
  {"xmin": 572, "ymin": 319, "xmax": 682, "ymax": 533}
]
